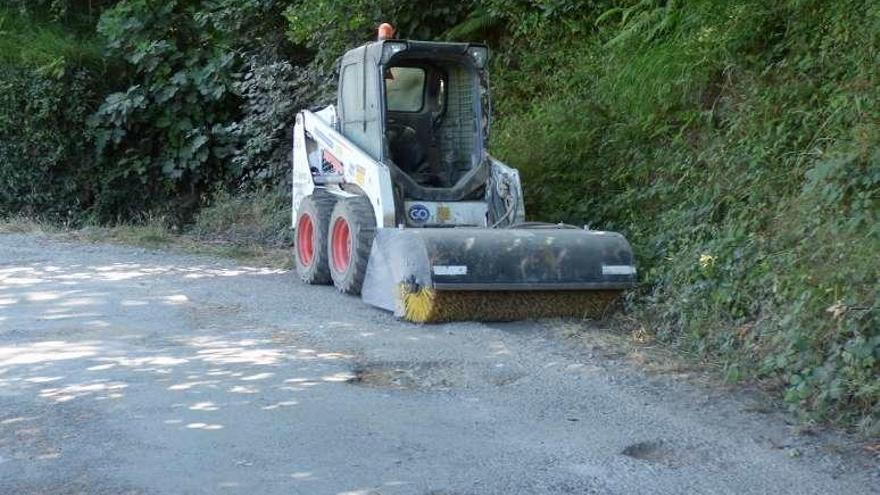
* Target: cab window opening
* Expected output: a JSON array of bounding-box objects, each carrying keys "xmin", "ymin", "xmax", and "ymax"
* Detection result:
[{"xmin": 385, "ymin": 67, "xmax": 426, "ymax": 112}]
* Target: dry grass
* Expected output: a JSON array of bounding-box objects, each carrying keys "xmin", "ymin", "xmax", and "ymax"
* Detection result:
[
  {"xmin": 0, "ymin": 216, "xmax": 292, "ymax": 269},
  {"xmin": 0, "ymin": 215, "xmax": 59, "ymax": 235},
  {"xmin": 553, "ymin": 313, "xmax": 794, "ymax": 417},
  {"xmin": 554, "ymin": 315, "xmax": 720, "ymax": 382}
]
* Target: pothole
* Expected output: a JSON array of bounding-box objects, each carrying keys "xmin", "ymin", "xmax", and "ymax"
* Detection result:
[
  {"xmin": 621, "ymin": 440, "xmax": 683, "ymax": 467},
  {"xmin": 485, "ymin": 367, "xmax": 526, "ymax": 387},
  {"xmin": 346, "ymin": 361, "xmax": 462, "ymax": 390}
]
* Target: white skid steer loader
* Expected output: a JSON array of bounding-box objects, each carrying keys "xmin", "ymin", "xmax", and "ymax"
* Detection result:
[{"xmin": 291, "ymin": 24, "xmax": 636, "ymax": 322}]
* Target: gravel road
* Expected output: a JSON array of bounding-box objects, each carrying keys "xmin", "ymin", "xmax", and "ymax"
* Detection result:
[{"xmin": 0, "ymin": 233, "xmax": 877, "ymax": 494}]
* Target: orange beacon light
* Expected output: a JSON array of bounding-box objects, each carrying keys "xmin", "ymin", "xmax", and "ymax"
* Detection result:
[{"xmin": 378, "ymin": 23, "xmax": 395, "ymax": 40}]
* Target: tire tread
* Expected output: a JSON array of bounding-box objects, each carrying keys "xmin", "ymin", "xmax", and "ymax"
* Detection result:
[
  {"xmin": 294, "ymin": 192, "xmax": 336, "ymax": 284},
  {"xmin": 329, "ymin": 196, "xmax": 376, "ymax": 294}
]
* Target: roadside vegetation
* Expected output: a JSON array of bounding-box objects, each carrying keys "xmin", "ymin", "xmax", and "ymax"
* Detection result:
[
  {"xmin": 0, "ymin": 0, "xmax": 876, "ymax": 432},
  {"xmin": 0, "ymin": 212, "xmax": 292, "ymax": 268}
]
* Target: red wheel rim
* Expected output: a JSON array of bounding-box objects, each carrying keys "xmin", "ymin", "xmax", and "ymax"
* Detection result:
[
  {"xmin": 331, "ymin": 217, "xmax": 351, "ymax": 273},
  {"xmin": 297, "ymin": 214, "xmax": 314, "ymax": 266}
]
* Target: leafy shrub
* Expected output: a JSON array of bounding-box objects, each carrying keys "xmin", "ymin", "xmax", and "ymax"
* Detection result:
[
  {"xmin": 0, "ymin": 65, "xmax": 98, "ymax": 221},
  {"xmin": 225, "ymin": 54, "xmax": 322, "ymax": 188},
  {"xmin": 86, "ymin": 0, "xmax": 325, "ymax": 220},
  {"xmin": 491, "ymin": 0, "xmax": 879, "ymax": 429},
  {"xmin": 87, "ymin": 0, "xmax": 244, "ymax": 220},
  {"xmin": 0, "ymin": 7, "xmax": 106, "ymax": 222}
]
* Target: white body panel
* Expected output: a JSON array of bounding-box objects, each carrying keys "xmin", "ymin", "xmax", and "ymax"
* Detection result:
[
  {"xmin": 290, "ymin": 113, "xmax": 316, "ymax": 223},
  {"xmin": 292, "ymin": 108, "xmax": 396, "ymax": 228}
]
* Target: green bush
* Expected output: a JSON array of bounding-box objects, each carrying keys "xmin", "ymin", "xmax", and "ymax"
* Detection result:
[
  {"xmin": 86, "ymin": 0, "xmax": 244, "ymax": 220},
  {"xmin": 0, "ymin": 6, "xmax": 107, "ymax": 222},
  {"xmin": 225, "ymin": 54, "xmax": 317, "ymax": 187},
  {"xmin": 87, "ymin": 0, "xmax": 324, "ymax": 220},
  {"xmin": 490, "ymin": 0, "xmax": 879, "ymax": 430},
  {"xmin": 0, "ymin": 66, "xmax": 99, "ymax": 221}
]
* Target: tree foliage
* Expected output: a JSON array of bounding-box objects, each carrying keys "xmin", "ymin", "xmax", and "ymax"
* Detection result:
[
  {"xmin": 284, "ymin": 0, "xmax": 472, "ymax": 66},
  {"xmin": 0, "ymin": 66, "xmax": 97, "ymax": 220},
  {"xmin": 86, "ymin": 0, "xmax": 241, "ymax": 218}
]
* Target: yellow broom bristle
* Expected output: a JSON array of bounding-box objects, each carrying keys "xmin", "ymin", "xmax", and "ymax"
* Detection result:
[{"xmin": 400, "ymin": 286, "xmax": 622, "ymax": 323}]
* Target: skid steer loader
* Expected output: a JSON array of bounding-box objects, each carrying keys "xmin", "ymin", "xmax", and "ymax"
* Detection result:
[{"xmin": 291, "ymin": 24, "xmax": 636, "ymax": 322}]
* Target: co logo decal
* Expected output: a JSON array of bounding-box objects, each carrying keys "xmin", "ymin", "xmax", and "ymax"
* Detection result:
[{"xmin": 408, "ymin": 204, "xmax": 430, "ymax": 223}]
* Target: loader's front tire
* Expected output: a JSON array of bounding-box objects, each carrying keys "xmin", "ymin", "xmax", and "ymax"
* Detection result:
[
  {"xmin": 295, "ymin": 193, "xmax": 335, "ymax": 284},
  {"xmin": 328, "ymin": 196, "xmax": 376, "ymax": 295}
]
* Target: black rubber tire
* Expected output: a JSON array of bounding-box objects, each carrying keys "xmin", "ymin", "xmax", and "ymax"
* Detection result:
[
  {"xmin": 294, "ymin": 193, "xmax": 336, "ymax": 284},
  {"xmin": 328, "ymin": 196, "xmax": 377, "ymax": 295}
]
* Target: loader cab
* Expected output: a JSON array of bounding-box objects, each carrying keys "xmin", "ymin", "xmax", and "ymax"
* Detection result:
[{"xmin": 337, "ymin": 39, "xmax": 490, "ymax": 202}]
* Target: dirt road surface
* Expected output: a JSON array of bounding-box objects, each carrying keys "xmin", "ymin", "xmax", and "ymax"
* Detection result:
[{"xmin": 1, "ymin": 233, "xmax": 877, "ymax": 494}]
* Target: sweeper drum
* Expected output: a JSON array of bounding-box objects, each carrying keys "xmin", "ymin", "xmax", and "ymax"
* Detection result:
[{"xmin": 361, "ymin": 227, "xmax": 637, "ymax": 322}]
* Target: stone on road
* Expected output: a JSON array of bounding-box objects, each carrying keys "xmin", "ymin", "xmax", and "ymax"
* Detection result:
[{"xmin": 0, "ymin": 234, "xmax": 876, "ymax": 494}]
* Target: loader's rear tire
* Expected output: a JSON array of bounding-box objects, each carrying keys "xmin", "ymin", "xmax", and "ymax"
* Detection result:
[
  {"xmin": 295, "ymin": 193, "xmax": 335, "ymax": 284},
  {"xmin": 328, "ymin": 196, "xmax": 376, "ymax": 295}
]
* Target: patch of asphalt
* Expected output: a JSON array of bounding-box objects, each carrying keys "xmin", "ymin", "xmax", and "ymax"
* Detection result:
[{"xmin": 0, "ymin": 232, "xmax": 877, "ymax": 495}]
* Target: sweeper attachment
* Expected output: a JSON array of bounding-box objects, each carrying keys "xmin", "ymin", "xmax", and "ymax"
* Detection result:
[{"xmin": 291, "ymin": 24, "xmax": 636, "ymax": 322}]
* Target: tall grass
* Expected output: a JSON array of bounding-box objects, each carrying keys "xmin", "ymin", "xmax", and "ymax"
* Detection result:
[
  {"xmin": 0, "ymin": 7, "xmax": 102, "ymax": 71},
  {"xmin": 191, "ymin": 189, "xmax": 293, "ymax": 248}
]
